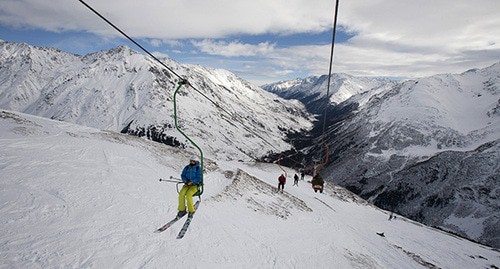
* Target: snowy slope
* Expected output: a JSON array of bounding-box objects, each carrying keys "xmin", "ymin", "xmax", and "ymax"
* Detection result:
[
  {"xmin": 0, "ymin": 41, "xmax": 314, "ymax": 161},
  {"xmin": 1, "ymin": 110, "xmax": 499, "ymax": 268},
  {"xmin": 367, "ymin": 64, "xmax": 500, "ymax": 150},
  {"xmin": 260, "ymin": 62, "xmax": 500, "ymax": 248},
  {"xmin": 317, "ymin": 63, "xmax": 500, "ymax": 248}
]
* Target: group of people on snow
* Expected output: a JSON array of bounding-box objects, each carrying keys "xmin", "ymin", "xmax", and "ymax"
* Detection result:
[
  {"xmin": 276, "ymin": 170, "xmax": 324, "ymax": 193},
  {"xmin": 175, "ymin": 154, "xmax": 326, "ymax": 218}
]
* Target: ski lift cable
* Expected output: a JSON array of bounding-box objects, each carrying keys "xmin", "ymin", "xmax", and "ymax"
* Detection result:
[
  {"xmin": 317, "ymin": 0, "xmax": 339, "ymax": 173},
  {"xmin": 77, "ymin": 0, "xmax": 182, "ymax": 82},
  {"xmin": 276, "ymin": 150, "xmax": 307, "ymax": 170},
  {"xmin": 78, "ymin": 0, "xmax": 214, "ymax": 106},
  {"xmin": 79, "ymin": 0, "xmax": 309, "ymax": 175},
  {"xmin": 314, "ymin": 144, "xmax": 329, "ymax": 175},
  {"xmin": 78, "ymin": 0, "xmax": 282, "ymax": 152},
  {"xmin": 322, "ymin": 0, "xmax": 340, "ymax": 138},
  {"xmin": 277, "ymin": 154, "xmax": 288, "ymax": 177}
]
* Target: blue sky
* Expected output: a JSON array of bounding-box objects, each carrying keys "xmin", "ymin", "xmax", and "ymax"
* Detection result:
[{"xmin": 1, "ymin": 0, "xmax": 499, "ymax": 85}]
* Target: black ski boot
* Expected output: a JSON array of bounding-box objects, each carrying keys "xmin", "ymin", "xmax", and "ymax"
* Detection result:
[{"xmin": 177, "ymin": 210, "xmax": 187, "ymax": 218}]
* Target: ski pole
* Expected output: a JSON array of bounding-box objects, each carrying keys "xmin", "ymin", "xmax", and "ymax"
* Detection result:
[{"xmin": 159, "ymin": 178, "xmax": 182, "ymax": 183}]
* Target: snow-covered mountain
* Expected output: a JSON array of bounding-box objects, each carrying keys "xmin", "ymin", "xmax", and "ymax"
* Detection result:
[
  {"xmin": 1, "ymin": 110, "xmax": 499, "ymax": 268},
  {"xmin": 262, "ymin": 74, "xmax": 392, "ymax": 113},
  {"xmin": 272, "ymin": 63, "xmax": 500, "ymax": 248},
  {"xmin": 1, "ymin": 40, "xmax": 499, "ymax": 249},
  {"xmin": 0, "ymin": 41, "xmax": 313, "ymax": 161}
]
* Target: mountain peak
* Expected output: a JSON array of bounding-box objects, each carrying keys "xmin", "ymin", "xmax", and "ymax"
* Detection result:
[
  {"xmin": 0, "ymin": 41, "xmax": 314, "ymax": 161},
  {"xmin": 82, "ymin": 45, "xmax": 140, "ymax": 62}
]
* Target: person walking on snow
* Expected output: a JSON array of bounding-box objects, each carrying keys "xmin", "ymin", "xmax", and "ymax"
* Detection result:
[
  {"xmin": 177, "ymin": 155, "xmax": 202, "ymax": 217},
  {"xmin": 293, "ymin": 174, "xmax": 299, "ymax": 186},
  {"xmin": 278, "ymin": 174, "xmax": 286, "ymax": 192},
  {"xmin": 300, "ymin": 171, "xmax": 305, "ymax": 181}
]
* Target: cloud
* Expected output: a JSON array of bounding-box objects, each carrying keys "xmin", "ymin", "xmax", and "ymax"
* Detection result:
[
  {"xmin": 151, "ymin": 51, "xmax": 170, "ymax": 59},
  {"xmin": 0, "ymin": 0, "xmax": 335, "ymax": 38},
  {"xmin": 260, "ymin": 0, "xmax": 500, "ymax": 79},
  {"xmin": 149, "ymin": 39, "xmax": 163, "ymax": 47},
  {"xmin": 334, "ymin": 0, "xmax": 500, "ymax": 74},
  {"xmin": 0, "ymin": 0, "xmax": 98, "ymax": 32},
  {"xmin": 191, "ymin": 39, "xmax": 276, "ymax": 57},
  {"xmin": 1, "ymin": 0, "xmax": 499, "ymax": 84},
  {"xmin": 148, "ymin": 39, "xmax": 182, "ymax": 48}
]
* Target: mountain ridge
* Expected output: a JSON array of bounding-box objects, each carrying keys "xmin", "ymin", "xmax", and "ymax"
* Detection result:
[
  {"xmin": 1, "ymin": 40, "xmax": 499, "ymax": 248},
  {"xmin": 0, "ymin": 41, "xmax": 314, "ymax": 161},
  {"xmin": 265, "ymin": 61, "xmax": 500, "ymax": 248}
]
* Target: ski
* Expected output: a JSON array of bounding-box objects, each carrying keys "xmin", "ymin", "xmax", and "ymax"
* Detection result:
[
  {"xmin": 176, "ymin": 201, "xmax": 200, "ymax": 239},
  {"xmin": 155, "ymin": 215, "xmax": 185, "ymax": 233}
]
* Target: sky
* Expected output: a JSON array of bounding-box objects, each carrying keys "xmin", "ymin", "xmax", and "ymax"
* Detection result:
[{"xmin": 1, "ymin": 0, "xmax": 500, "ymax": 85}]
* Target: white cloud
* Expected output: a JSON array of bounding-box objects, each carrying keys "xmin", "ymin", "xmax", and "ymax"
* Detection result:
[
  {"xmin": 149, "ymin": 39, "xmax": 163, "ymax": 47},
  {"xmin": 1, "ymin": 0, "xmax": 499, "ymax": 82},
  {"xmin": 151, "ymin": 51, "xmax": 170, "ymax": 59},
  {"xmin": 148, "ymin": 39, "xmax": 182, "ymax": 48},
  {"xmin": 192, "ymin": 39, "xmax": 276, "ymax": 57},
  {"xmin": 333, "ymin": 0, "xmax": 500, "ymax": 76},
  {"xmin": 256, "ymin": 0, "xmax": 500, "ymax": 79},
  {"xmin": 0, "ymin": 0, "xmax": 334, "ymax": 38}
]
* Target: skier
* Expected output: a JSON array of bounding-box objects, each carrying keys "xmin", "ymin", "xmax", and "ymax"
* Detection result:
[
  {"xmin": 278, "ymin": 174, "xmax": 286, "ymax": 192},
  {"xmin": 293, "ymin": 174, "xmax": 299, "ymax": 186},
  {"xmin": 311, "ymin": 173, "xmax": 324, "ymax": 193},
  {"xmin": 388, "ymin": 212, "xmax": 396, "ymax": 221},
  {"xmin": 300, "ymin": 171, "xmax": 305, "ymax": 181},
  {"xmin": 177, "ymin": 155, "xmax": 202, "ymax": 218}
]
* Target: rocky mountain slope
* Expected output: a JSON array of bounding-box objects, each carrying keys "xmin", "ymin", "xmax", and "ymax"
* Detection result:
[
  {"xmin": 0, "ymin": 41, "xmax": 314, "ymax": 161},
  {"xmin": 265, "ymin": 63, "xmax": 500, "ymax": 248}
]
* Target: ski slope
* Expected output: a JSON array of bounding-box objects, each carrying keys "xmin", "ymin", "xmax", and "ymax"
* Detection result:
[{"xmin": 1, "ymin": 110, "xmax": 498, "ymax": 268}]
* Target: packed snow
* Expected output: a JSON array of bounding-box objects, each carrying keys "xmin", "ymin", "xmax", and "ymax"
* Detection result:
[{"xmin": 1, "ymin": 110, "xmax": 499, "ymax": 268}]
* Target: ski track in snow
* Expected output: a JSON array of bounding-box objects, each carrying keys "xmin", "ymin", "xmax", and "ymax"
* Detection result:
[{"xmin": 1, "ymin": 110, "xmax": 499, "ymax": 268}]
